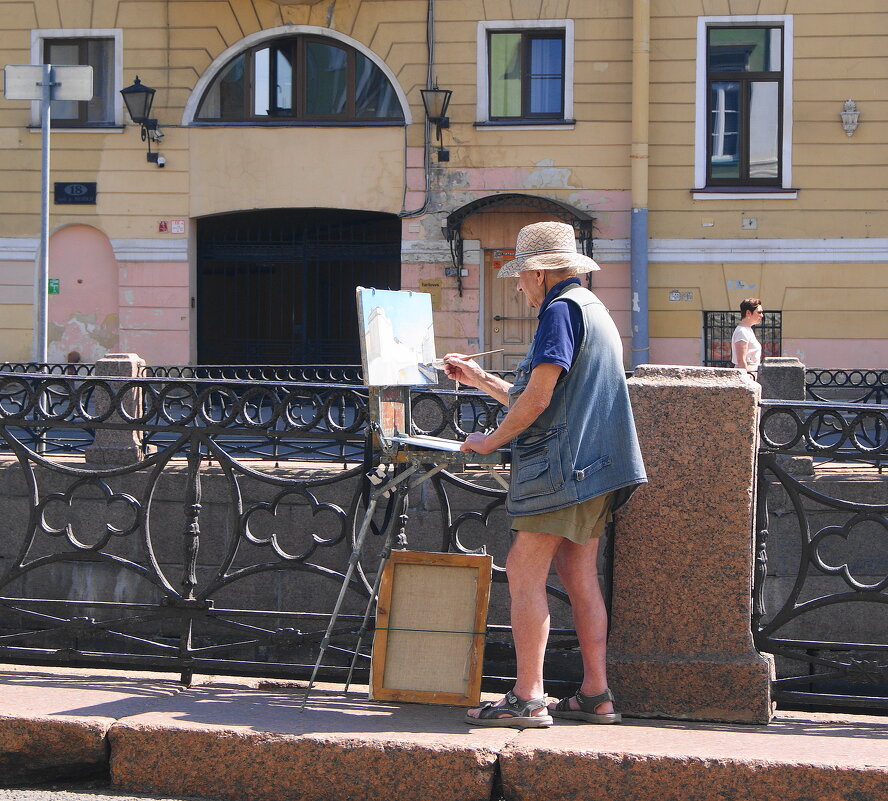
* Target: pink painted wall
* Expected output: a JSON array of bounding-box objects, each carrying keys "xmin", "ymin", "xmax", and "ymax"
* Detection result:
[
  {"xmin": 401, "ymin": 259, "xmax": 481, "ymax": 355},
  {"xmin": 45, "ymin": 226, "xmax": 190, "ymax": 366},
  {"xmin": 649, "ymin": 338, "xmax": 702, "ymax": 366},
  {"xmin": 47, "ymin": 225, "xmax": 119, "ymax": 362},
  {"xmin": 782, "ymin": 339, "xmax": 888, "ymax": 369},
  {"xmin": 118, "ymin": 261, "xmax": 190, "ymax": 364}
]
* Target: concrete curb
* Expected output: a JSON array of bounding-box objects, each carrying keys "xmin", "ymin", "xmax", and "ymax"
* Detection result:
[
  {"xmin": 0, "ymin": 714, "xmax": 109, "ymax": 785},
  {"xmin": 2, "ymin": 667, "xmax": 888, "ymax": 801}
]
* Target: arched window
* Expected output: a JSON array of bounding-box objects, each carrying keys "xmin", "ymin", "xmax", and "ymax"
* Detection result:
[{"xmin": 195, "ymin": 34, "xmax": 405, "ymax": 123}]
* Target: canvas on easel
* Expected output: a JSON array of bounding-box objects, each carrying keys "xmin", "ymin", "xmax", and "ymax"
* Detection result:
[
  {"xmin": 356, "ymin": 287, "xmax": 437, "ymax": 387},
  {"xmin": 370, "ymin": 550, "xmax": 492, "ymax": 706}
]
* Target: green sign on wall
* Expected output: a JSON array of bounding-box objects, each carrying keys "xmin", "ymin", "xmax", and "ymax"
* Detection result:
[{"xmin": 48, "ymin": 278, "xmax": 59, "ymax": 294}]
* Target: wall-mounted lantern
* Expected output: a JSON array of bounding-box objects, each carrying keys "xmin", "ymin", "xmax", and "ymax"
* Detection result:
[
  {"xmin": 420, "ymin": 84, "xmax": 452, "ymax": 162},
  {"xmin": 120, "ymin": 76, "xmax": 165, "ymax": 165},
  {"xmin": 840, "ymin": 99, "xmax": 860, "ymax": 138}
]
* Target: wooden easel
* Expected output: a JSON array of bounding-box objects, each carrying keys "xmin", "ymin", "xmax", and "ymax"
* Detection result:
[
  {"xmin": 299, "ymin": 385, "xmax": 506, "ymax": 707},
  {"xmin": 301, "ymin": 386, "xmax": 508, "ymax": 710}
]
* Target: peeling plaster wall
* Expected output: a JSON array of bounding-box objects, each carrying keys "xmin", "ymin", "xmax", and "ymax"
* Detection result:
[
  {"xmin": 400, "ymin": 151, "xmax": 635, "ymax": 359},
  {"xmin": 47, "ymin": 226, "xmax": 119, "ymax": 363}
]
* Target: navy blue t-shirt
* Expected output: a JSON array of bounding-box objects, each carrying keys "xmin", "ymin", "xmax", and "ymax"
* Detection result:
[{"xmin": 531, "ymin": 277, "xmax": 585, "ymax": 372}]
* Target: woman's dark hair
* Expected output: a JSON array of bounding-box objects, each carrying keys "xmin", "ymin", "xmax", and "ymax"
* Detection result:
[{"xmin": 739, "ymin": 298, "xmax": 761, "ymax": 318}]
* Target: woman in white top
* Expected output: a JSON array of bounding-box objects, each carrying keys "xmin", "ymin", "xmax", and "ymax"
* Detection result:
[{"xmin": 731, "ymin": 297, "xmax": 764, "ymax": 373}]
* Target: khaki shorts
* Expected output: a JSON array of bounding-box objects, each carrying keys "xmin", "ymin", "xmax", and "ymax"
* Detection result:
[{"xmin": 510, "ymin": 491, "xmax": 614, "ymax": 546}]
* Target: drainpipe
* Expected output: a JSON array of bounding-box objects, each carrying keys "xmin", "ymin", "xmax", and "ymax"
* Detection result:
[{"xmin": 630, "ymin": 0, "xmax": 650, "ymax": 368}]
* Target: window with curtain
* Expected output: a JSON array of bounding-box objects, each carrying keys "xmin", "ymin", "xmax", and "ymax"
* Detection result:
[
  {"xmin": 707, "ymin": 26, "xmax": 783, "ymax": 186},
  {"xmin": 43, "ymin": 38, "xmax": 115, "ymax": 126},
  {"xmin": 488, "ymin": 30, "xmax": 565, "ymax": 121},
  {"xmin": 195, "ymin": 35, "xmax": 403, "ymax": 123}
]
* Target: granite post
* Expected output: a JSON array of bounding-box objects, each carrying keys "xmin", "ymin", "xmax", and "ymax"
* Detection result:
[
  {"xmin": 608, "ymin": 365, "xmax": 775, "ymax": 723},
  {"xmin": 758, "ymin": 356, "xmax": 806, "ymax": 403},
  {"xmin": 758, "ymin": 356, "xmax": 812, "ymax": 475},
  {"xmin": 83, "ymin": 353, "xmax": 145, "ymax": 466}
]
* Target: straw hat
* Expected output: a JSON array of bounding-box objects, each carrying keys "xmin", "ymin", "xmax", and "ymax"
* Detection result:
[{"xmin": 497, "ymin": 221, "xmax": 600, "ymax": 277}]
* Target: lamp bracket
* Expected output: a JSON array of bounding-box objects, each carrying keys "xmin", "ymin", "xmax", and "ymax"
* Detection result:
[{"xmin": 139, "ymin": 119, "xmax": 158, "ymax": 142}]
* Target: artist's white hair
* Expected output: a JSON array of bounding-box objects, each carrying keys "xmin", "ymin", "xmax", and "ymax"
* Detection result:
[{"xmin": 547, "ymin": 265, "xmax": 580, "ymax": 277}]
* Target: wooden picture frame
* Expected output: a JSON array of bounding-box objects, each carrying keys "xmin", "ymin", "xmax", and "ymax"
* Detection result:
[{"xmin": 371, "ymin": 550, "xmax": 493, "ymax": 706}]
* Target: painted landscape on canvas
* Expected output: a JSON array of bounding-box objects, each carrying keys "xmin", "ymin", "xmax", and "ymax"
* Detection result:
[{"xmin": 357, "ymin": 288, "xmax": 437, "ymax": 386}]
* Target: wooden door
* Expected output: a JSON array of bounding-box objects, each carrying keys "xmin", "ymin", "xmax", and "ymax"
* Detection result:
[{"xmin": 483, "ymin": 249, "xmax": 537, "ymax": 372}]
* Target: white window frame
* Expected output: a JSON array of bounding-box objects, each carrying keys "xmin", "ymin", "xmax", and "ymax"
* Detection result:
[
  {"xmin": 694, "ymin": 15, "xmax": 794, "ymax": 199},
  {"xmin": 476, "ymin": 19, "xmax": 574, "ymax": 128},
  {"xmin": 30, "ymin": 28, "xmax": 124, "ymax": 129}
]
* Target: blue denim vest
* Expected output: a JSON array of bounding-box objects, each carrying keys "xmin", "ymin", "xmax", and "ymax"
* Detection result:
[{"xmin": 506, "ymin": 284, "xmax": 647, "ymax": 516}]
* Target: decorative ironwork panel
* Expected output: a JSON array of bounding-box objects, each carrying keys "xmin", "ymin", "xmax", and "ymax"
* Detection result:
[
  {"xmin": 0, "ymin": 372, "xmax": 579, "ymax": 688},
  {"xmin": 756, "ymin": 400, "xmax": 888, "ymax": 709},
  {"xmin": 806, "ymin": 369, "xmax": 888, "ymax": 405},
  {"xmin": 760, "ymin": 399, "xmax": 888, "ymax": 468},
  {"xmin": 142, "ymin": 364, "xmax": 366, "ymax": 384},
  {"xmin": 1, "ymin": 363, "xmax": 94, "ymax": 376},
  {"xmin": 0, "ymin": 368, "xmax": 520, "ymax": 462}
]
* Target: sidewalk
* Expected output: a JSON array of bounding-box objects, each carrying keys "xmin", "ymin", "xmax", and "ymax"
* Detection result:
[{"xmin": 1, "ymin": 664, "xmax": 887, "ymax": 801}]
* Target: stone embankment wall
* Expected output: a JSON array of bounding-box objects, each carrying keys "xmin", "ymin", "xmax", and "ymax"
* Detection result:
[{"xmin": 0, "ymin": 457, "xmax": 518, "ymax": 625}]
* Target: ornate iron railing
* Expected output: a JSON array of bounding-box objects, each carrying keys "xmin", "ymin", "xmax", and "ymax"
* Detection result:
[
  {"xmin": 1, "ymin": 362, "xmax": 95, "ymax": 376},
  {"xmin": 806, "ymin": 369, "xmax": 888, "ymax": 405},
  {"xmin": 141, "ymin": 363, "xmax": 521, "ymax": 386},
  {"xmin": 759, "ymin": 398, "xmax": 888, "ymax": 469},
  {"xmin": 0, "ymin": 372, "xmax": 580, "ymax": 688},
  {"xmin": 0, "ymin": 369, "xmax": 509, "ymax": 463},
  {"xmin": 755, "ymin": 399, "xmax": 888, "ymax": 709},
  {"xmin": 0, "ymin": 372, "xmax": 371, "ymax": 462},
  {"xmin": 0, "ymin": 365, "xmax": 516, "ymax": 461},
  {"xmin": 141, "ymin": 364, "xmax": 365, "ymax": 384}
]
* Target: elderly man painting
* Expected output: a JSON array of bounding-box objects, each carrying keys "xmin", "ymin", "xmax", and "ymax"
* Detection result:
[{"xmin": 444, "ymin": 222, "xmax": 647, "ymax": 729}]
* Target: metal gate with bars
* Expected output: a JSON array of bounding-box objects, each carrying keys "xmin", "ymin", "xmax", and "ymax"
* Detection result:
[
  {"xmin": 197, "ymin": 209, "xmax": 401, "ymax": 365},
  {"xmin": 703, "ymin": 309, "xmax": 782, "ymax": 367}
]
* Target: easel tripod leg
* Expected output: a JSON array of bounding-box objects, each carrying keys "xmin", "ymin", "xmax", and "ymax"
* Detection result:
[
  {"xmin": 299, "ymin": 494, "xmax": 379, "ymax": 709},
  {"xmin": 343, "ymin": 482, "xmax": 409, "ymax": 691}
]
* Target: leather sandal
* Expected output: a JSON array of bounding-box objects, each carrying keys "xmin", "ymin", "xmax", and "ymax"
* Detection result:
[
  {"xmin": 550, "ymin": 688, "xmax": 622, "ymax": 724},
  {"xmin": 464, "ymin": 689, "xmax": 553, "ymax": 729}
]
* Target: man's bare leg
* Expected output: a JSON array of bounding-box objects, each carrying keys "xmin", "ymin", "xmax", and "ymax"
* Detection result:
[
  {"xmin": 548, "ymin": 537, "xmax": 614, "ymax": 714},
  {"xmin": 466, "ymin": 530, "xmax": 563, "ymax": 719}
]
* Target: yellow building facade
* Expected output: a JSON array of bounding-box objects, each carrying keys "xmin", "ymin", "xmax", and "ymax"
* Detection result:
[{"xmin": 0, "ymin": 0, "xmax": 885, "ymax": 369}]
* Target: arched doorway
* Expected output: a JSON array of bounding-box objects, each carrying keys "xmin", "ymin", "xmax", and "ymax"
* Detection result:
[
  {"xmin": 444, "ymin": 194, "xmax": 594, "ymax": 372},
  {"xmin": 197, "ymin": 209, "xmax": 400, "ymax": 364}
]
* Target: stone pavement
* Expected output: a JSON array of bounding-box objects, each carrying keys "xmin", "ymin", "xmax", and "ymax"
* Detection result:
[{"xmin": 1, "ymin": 665, "xmax": 887, "ymax": 801}]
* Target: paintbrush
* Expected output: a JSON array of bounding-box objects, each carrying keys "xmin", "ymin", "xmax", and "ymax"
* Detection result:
[{"xmin": 425, "ymin": 348, "xmax": 504, "ymax": 368}]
